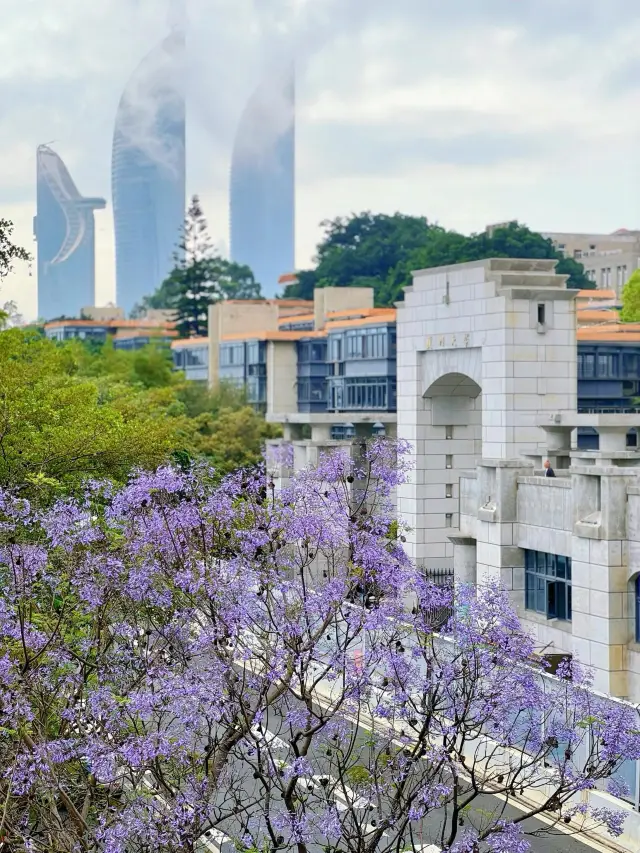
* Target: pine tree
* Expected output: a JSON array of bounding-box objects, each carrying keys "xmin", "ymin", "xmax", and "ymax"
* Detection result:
[{"xmin": 152, "ymin": 196, "xmax": 261, "ymax": 337}]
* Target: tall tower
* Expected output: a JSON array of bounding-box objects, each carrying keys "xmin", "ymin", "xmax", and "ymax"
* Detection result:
[
  {"xmin": 34, "ymin": 144, "xmax": 106, "ymax": 321},
  {"xmin": 229, "ymin": 64, "xmax": 295, "ymax": 298},
  {"xmin": 111, "ymin": 2, "xmax": 186, "ymax": 315}
]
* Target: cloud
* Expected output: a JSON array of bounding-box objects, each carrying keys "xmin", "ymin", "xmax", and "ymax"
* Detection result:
[{"xmin": 0, "ymin": 0, "xmax": 639, "ymax": 320}]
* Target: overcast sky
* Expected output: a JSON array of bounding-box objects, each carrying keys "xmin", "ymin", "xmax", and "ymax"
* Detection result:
[{"xmin": 1, "ymin": 0, "xmax": 639, "ymax": 320}]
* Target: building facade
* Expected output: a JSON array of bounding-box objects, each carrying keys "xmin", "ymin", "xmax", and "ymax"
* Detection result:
[
  {"xmin": 34, "ymin": 145, "xmax": 106, "ymax": 321},
  {"xmin": 229, "ymin": 66, "xmax": 295, "ymax": 298},
  {"xmin": 44, "ymin": 318, "xmax": 176, "ymax": 349},
  {"xmin": 171, "ymin": 337, "xmax": 209, "ymax": 382},
  {"xmin": 542, "ymin": 228, "xmax": 640, "ymax": 295},
  {"xmin": 112, "ymin": 28, "xmax": 186, "ymax": 316}
]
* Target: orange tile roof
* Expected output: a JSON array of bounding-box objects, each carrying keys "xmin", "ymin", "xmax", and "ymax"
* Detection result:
[
  {"xmin": 576, "ymin": 289, "xmax": 617, "ymax": 301},
  {"xmin": 326, "ymin": 307, "xmax": 391, "ymax": 319},
  {"xmin": 113, "ymin": 328, "xmax": 177, "ymax": 339},
  {"xmin": 44, "ymin": 318, "xmax": 175, "ymax": 330},
  {"xmin": 577, "ymin": 309, "xmax": 621, "ymax": 323},
  {"xmin": 221, "ymin": 330, "xmax": 327, "ymax": 342},
  {"xmin": 325, "ymin": 311, "xmax": 397, "ymax": 330},
  {"xmin": 278, "ymin": 273, "xmax": 299, "ymax": 284},
  {"xmin": 278, "ymin": 313, "xmax": 315, "ymax": 325},
  {"xmin": 578, "ymin": 324, "xmax": 640, "ymax": 342},
  {"xmin": 171, "ymin": 337, "xmax": 210, "ymax": 348}
]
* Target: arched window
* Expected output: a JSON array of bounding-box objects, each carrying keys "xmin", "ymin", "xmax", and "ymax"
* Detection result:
[{"xmin": 636, "ymin": 577, "xmax": 640, "ymax": 643}]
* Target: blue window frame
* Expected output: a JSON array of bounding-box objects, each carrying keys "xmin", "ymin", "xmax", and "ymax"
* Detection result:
[{"xmin": 524, "ymin": 549, "xmax": 572, "ymax": 621}]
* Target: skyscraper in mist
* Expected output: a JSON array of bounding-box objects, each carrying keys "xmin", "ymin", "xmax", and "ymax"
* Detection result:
[
  {"xmin": 34, "ymin": 144, "xmax": 106, "ymax": 321},
  {"xmin": 111, "ymin": 23, "xmax": 186, "ymax": 315},
  {"xmin": 230, "ymin": 66, "xmax": 295, "ymax": 297}
]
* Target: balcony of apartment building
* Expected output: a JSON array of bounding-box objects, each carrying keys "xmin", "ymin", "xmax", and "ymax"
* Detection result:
[
  {"xmin": 325, "ymin": 321, "xmax": 397, "ymax": 418},
  {"xmin": 45, "ymin": 317, "xmax": 177, "ymax": 348},
  {"xmin": 576, "ymin": 337, "xmax": 640, "ymax": 448},
  {"xmin": 296, "ymin": 337, "xmax": 329, "ymax": 413}
]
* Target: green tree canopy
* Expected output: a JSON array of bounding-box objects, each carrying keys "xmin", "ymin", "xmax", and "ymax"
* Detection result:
[
  {"xmin": 284, "ymin": 214, "xmax": 594, "ymax": 305},
  {"xmin": 0, "ymin": 330, "xmax": 182, "ymax": 501},
  {"xmin": 136, "ymin": 196, "xmax": 261, "ymax": 333},
  {"xmin": 620, "ymin": 269, "xmax": 640, "ymax": 322},
  {"xmin": 0, "ymin": 331, "xmax": 280, "ymax": 501}
]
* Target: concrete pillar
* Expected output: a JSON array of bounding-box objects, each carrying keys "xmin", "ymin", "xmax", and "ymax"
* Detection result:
[
  {"xmin": 540, "ymin": 424, "xmax": 574, "ymax": 470},
  {"xmin": 449, "ymin": 536, "xmax": 477, "ymax": 585},
  {"xmin": 402, "ymin": 395, "xmax": 481, "ymax": 571},
  {"xmin": 598, "ymin": 426, "xmax": 630, "ymax": 453},
  {"xmin": 310, "ymin": 423, "xmax": 332, "ymax": 442},
  {"xmin": 570, "ymin": 465, "xmax": 630, "ymax": 697},
  {"xmin": 475, "ymin": 459, "xmax": 531, "ymax": 598}
]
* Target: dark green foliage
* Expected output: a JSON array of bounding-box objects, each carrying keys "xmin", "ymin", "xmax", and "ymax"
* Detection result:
[{"xmin": 284, "ymin": 214, "xmax": 594, "ymax": 305}]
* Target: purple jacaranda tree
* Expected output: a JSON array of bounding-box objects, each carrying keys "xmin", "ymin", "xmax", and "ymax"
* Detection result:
[{"xmin": 0, "ymin": 439, "xmax": 638, "ymax": 853}]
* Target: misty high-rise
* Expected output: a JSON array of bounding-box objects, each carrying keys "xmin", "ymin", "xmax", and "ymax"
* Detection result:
[
  {"xmin": 34, "ymin": 144, "xmax": 106, "ymax": 321},
  {"xmin": 230, "ymin": 67, "xmax": 295, "ymax": 298},
  {"xmin": 112, "ymin": 27, "xmax": 186, "ymax": 315}
]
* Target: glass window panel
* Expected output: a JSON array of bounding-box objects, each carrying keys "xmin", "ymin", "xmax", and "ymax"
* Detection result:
[{"xmin": 556, "ymin": 555, "xmax": 566, "ymax": 579}]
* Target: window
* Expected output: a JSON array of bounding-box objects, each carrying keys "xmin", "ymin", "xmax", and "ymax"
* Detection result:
[
  {"xmin": 446, "ymin": 455, "xmax": 453, "ymax": 469},
  {"xmin": 581, "ymin": 353, "xmax": 595, "ymax": 378},
  {"xmin": 446, "ymin": 425, "xmax": 453, "ymax": 440},
  {"xmin": 636, "ymin": 577, "xmax": 640, "ymax": 643},
  {"xmin": 623, "ymin": 353, "xmax": 638, "ymax": 376},
  {"xmin": 525, "ymin": 550, "xmax": 572, "ymax": 621},
  {"xmin": 537, "ymin": 303, "xmax": 546, "ymax": 325},
  {"xmin": 446, "ymin": 484, "xmax": 453, "ymax": 498},
  {"xmin": 445, "ymin": 513, "xmax": 453, "ymax": 526},
  {"xmin": 574, "ymin": 249, "xmax": 582, "ymax": 259}
]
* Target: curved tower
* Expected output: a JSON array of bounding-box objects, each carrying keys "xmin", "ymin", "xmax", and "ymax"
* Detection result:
[
  {"xmin": 34, "ymin": 144, "xmax": 106, "ymax": 321},
  {"xmin": 230, "ymin": 65, "xmax": 295, "ymax": 298},
  {"xmin": 112, "ymin": 27, "xmax": 186, "ymax": 315}
]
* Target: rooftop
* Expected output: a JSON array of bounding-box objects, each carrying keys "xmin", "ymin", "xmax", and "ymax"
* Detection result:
[
  {"xmin": 44, "ymin": 318, "xmax": 175, "ymax": 330},
  {"xmin": 221, "ymin": 329, "xmax": 328, "ymax": 343},
  {"xmin": 578, "ymin": 323, "xmax": 640, "ymax": 343},
  {"xmin": 113, "ymin": 328, "xmax": 177, "ymax": 339},
  {"xmin": 170, "ymin": 336, "xmax": 210, "ymax": 348}
]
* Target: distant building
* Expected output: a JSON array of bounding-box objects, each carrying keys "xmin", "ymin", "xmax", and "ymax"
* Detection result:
[
  {"xmin": 542, "ymin": 229, "xmax": 640, "ymax": 294},
  {"xmin": 230, "ymin": 66, "xmax": 295, "ymax": 298},
  {"xmin": 112, "ymin": 27, "xmax": 186, "ymax": 316},
  {"xmin": 44, "ymin": 317, "xmax": 176, "ymax": 350},
  {"xmin": 80, "ymin": 305, "xmax": 125, "ymax": 322},
  {"xmin": 34, "ymin": 144, "xmax": 106, "ymax": 321}
]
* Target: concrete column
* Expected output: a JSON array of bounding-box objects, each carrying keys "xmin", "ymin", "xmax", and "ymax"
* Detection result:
[
  {"xmin": 539, "ymin": 424, "xmax": 574, "ymax": 470},
  {"xmin": 475, "ymin": 460, "xmax": 531, "ymax": 600},
  {"xmin": 449, "ymin": 536, "xmax": 477, "ymax": 585},
  {"xmin": 570, "ymin": 466, "xmax": 630, "ymax": 697},
  {"xmin": 310, "ymin": 423, "xmax": 332, "ymax": 442},
  {"xmin": 598, "ymin": 426, "xmax": 630, "ymax": 453},
  {"xmin": 404, "ymin": 395, "xmax": 481, "ymax": 571}
]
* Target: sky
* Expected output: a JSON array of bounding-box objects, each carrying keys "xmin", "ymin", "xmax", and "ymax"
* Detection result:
[{"xmin": 1, "ymin": 0, "xmax": 639, "ymax": 320}]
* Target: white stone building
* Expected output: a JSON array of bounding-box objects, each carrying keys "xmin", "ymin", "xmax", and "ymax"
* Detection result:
[{"xmin": 396, "ymin": 257, "xmax": 640, "ymax": 703}]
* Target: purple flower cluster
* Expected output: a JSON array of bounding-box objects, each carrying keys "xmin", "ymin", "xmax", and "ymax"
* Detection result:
[{"xmin": 0, "ymin": 441, "xmax": 635, "ymax": 852}]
